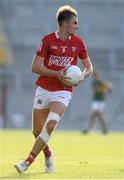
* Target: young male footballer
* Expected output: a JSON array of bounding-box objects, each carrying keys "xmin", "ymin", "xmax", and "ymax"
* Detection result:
[{"xmin": 15, "ymin": 5, "xmax": 93, "ymax": 173}]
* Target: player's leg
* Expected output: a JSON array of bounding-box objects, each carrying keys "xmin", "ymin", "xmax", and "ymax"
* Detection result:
[
  {"xmin": 23, "ymin": 101, "xmax": 66, "ymax": 170},
  {"xmin": 14, "ymin": 102, "xmax": 66, "ymax": 173},
  {"xmin": 88, "ymin": 111, "xmax": 97, "ymax": 130},
  {"xmin": 32, "ymin": 87, "xmax": 54, "ymax": 161},
  {"xmin": 42, "ymin": 101, "xmax": 66, "ymax": 173},
  {"xmin": 31, "ymin": 101, "xmax": 66, "ymax": 156},
  {"xmin": 42, "ymin": 91, "xmax": 72, "ymax": 173},
  {"xmin": 32, "ymin": 108, "xmax": 52, "ymax": 157},
  {"xmin": 32, "ymin": 86, "xmax": 53, "ymax": 170},
  {"xmin": 83, "ymin": 101, "xmax": 97, "ymax": 133},
  {"xmin": 83, "ymin": 110, "xmax": 97, "ymax": 133},
  {"xmin": 32, "ymin": 108, "xmax": 49, "ymax": 138},
  {"xmin": 14, "ymin": 86, "xmax": 51, "ymax": 173},
  {"xmin": 14, "ymin": 108, "xmax": 51, "ymax": 173},
  {"xmin": 32, "ymin": 108, "xmax": 53, "ymax": 172},
  {"xmin": 97, "ymin": 111, "xmax": 108, "ymax": 134},
  {"xmin": 96, "ymin": 102, "xmax": 108, "ymax": 133},
  {"xmin": 14, "ymin": 90, "xmax": 72, "ymax": 173}
]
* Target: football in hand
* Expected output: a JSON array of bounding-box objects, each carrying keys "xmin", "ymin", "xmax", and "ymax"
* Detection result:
[{"xmin": 64, "ymin": 65, "xmax": 83, "ymax": 86}]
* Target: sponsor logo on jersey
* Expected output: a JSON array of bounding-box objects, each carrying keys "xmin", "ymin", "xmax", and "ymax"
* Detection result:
[{"xmin": 48, "ymin": 55, "xmax": 73, "ymax": 66}]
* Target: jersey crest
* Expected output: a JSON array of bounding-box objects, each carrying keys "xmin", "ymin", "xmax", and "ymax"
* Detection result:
[{"xmin": 60, "ymin": 46, "xmax": 67, "ymax": 54}]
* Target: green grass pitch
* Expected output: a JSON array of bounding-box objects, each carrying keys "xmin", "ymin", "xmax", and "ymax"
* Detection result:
[{"xmin": 0, "ymin": 130, "xmax": 124, "ymax": 179}]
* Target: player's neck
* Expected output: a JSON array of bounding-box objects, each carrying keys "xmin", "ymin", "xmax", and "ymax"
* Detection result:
[{"xmin": 57, "ymin": 30, "xmax": 71, "ymax": 41}]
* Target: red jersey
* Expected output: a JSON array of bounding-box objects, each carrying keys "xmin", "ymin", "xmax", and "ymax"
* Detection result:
[{"xmin": 35, "ymin": 32, "xmax": 88, "ymax": 92}]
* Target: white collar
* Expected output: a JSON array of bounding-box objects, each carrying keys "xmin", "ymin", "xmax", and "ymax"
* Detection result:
[
  {"xmin": 55, "ymin": 31, "xmax": 59, "ymax": 39},
  {"xmin": 55, "ymin": 31, "xmax": 72, "ymax": 40}
]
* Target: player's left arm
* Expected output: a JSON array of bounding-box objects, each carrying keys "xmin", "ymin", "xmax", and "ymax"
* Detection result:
[
  {"xmin": 78, "ymin": 37, "xmax": 93, "ymax": 79},
  {"xmin": 81, "ymin": 56, "xmax": 93, "ymax": 78}
]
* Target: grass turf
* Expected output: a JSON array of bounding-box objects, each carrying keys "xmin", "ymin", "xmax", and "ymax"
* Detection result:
[{"xmin": 0, "ymin": 130, "xmax": 124, "ymax": 179}]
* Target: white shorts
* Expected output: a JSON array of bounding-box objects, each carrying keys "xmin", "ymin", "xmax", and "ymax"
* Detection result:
[
  {"xmin": 91, "ymin": 101, "xmax": 105, "ymax": 112},
  {"xmin": 33, "ymin": 86, "xmax": 72, "ymax": 109}
]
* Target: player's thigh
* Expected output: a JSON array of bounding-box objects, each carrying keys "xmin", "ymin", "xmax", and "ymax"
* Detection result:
[
  {"xmin": 46, "ymin": 101, "xmax": 66, "ymax": 133},
  {"xmin": 49, "ymin": 101, "xmax": 67, "ymax": 117},
  {"xmin": 91, "ymin": 110, "xmax": 99, "ymax": 118},
  {"xmin": 32, "ymin": 108, "xmax": 50, "ymax": 133},
  {"xmin": 49, "ymin": 90, "xmax": 72, "ymax": 116}
]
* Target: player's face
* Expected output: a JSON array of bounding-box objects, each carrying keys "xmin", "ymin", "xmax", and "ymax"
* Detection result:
[{"xmin": 66, "ymin": 16, "xmax": 79, "ymax": 35}]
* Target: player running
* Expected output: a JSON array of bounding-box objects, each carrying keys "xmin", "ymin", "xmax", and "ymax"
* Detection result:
[{"xmin": 14, "ymin": 5, "xmax": 93, "ymax": 173}]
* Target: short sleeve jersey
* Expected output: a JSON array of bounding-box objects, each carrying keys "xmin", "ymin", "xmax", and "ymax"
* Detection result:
[
  {"xmin": 92, "ymin": 80, "xmax": 108, "ymax": 101},
  {"xmin": 35, "ymin": 32, "xmax": 88, "ymax": 92}
]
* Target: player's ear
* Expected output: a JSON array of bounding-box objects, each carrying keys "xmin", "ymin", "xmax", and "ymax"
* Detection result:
[{"xmin": 63, "ymin": 21, "xmax": 68, "ymax": 28}]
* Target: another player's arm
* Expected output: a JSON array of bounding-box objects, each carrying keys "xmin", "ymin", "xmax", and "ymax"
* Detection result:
[
  {"xmin": 105, "ymin": 82, "xmax": 113, "ymax": 90},
  {"xmin": 81, "ymin": 56, "xmax": 93, "ymax": 78},
  {"xmin": 103, "ymin": 81, "xmax": 113, "ymax": 94}
]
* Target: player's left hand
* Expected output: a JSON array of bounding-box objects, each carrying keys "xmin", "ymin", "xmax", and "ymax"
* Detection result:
[
  {"xmin": 73, "ymin": 74, "xmax": 84, "ymax": 87},
  {"xmin": 56, "ymin": 69, "xmax": 73, "ymax": 86},
  {"xmin": 83, "ymin": 67, "xmax": 93, "ymax": 78}
]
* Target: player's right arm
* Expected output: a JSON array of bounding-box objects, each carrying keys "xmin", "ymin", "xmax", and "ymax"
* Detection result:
[
  {"xmin": 32, "ymin": 55, "xmax": 71, "ymax": 85},
  {"xmin": 32, "ymin": 35, "xmax": 61, "ymax": 77},
  {"xmin": 32, "ymin": 55, "xmax": 58, "ymax": 77}
]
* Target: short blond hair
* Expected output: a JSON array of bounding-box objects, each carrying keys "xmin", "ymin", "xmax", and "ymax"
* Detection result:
[{"xmin": 56, "ymin": 5, "xmax": 78, "ymax": 26}]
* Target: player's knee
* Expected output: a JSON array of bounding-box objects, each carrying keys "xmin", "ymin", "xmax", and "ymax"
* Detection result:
[
  {"xmin": 92, "ymin": 111, "xmax": 98, "ymax": 117},
  {"xmin": 39, "ymin": 112, "xmax": 61, "ymax": 144},
  {"xmin": 96, "ymin": 110, "xmax": 101, "ymax": 116},
  {"xmin": 46, "ymin": 112, "xmax": 61, "ymax": 134},
  {"xmin": 47, "ymin": 120, "xmax": 57, "ymax": 135}
]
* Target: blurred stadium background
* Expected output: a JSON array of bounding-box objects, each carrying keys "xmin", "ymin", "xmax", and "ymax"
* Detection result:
[{"xmin": 0, "ymin": 0, "xmax": 124, "ymax": 131}]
